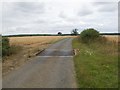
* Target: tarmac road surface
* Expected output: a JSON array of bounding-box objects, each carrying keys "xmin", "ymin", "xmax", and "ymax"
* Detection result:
[{"xmin": 3, "ymin": 38, "xmax": 77, "ymax": 88}]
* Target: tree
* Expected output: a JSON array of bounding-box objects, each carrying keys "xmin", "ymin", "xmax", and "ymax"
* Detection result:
[
  {"xmin": 58, "ymin": 32, "xmax": 62, "ymax": 35},
  {"xmin": 71, "ymin": 28, "xmax": 78, "ymax": 35},
  {"xmin": 80, "ymin": 28, "xmax": 100, "ymax": 43}
]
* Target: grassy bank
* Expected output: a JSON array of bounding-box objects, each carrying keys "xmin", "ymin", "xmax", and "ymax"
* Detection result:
[{"xmin": 72, "ymin": 37, "xmax": 118, "ymax": 88}]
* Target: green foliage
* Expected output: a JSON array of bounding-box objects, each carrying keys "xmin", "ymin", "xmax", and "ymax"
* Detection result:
[
  {"xmin": 71, "ymin": 28, "xmax": 79, "ymax": 35},
  {"xmin": 2, "ymin": 37, "xmax": 10, "ymax": 56},
  {"xmin": 80, "ymin": 28, "xmax": 100, "ymax": 43},
  {"xmin": 58, "ymin": 32, "xmax": 62, "ymax": 35},
  {"xmin": 2, "ymin": 37, "xmax": 22, "ymax": 60}
]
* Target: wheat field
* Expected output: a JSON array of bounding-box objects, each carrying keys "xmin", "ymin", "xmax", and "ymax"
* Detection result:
[
  {"xmin": 103, "ymin": 35, "xmax": 119, "ymax": 43},
  {"xmin": 9, "ymin": 35, "xmax": 119, "ymax": 46},
  {"xmin": 9, "ymin": 36, "xmax": 71, "ymax": 46}
]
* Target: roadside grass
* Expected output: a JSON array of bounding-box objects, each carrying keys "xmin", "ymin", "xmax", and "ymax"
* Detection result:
[
  {"xmin": 118, "ymin": 42, "xmax": 120, "ymax": 88},
  {"xmin": 8, "ymin": 45, "xmax": 22, "ymax": 55},
  {"xmin": 2, "ymin": 45, "xmax": 22, "ymax": 61},
  {"xmin": 72, "ymin": 37, "xmax": 118, "ymax": 88}
]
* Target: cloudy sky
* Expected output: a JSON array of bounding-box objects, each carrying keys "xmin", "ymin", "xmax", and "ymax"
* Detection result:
[{"xmin": 1, "ymin": 0, "xmax": 119, "ymax": 35}]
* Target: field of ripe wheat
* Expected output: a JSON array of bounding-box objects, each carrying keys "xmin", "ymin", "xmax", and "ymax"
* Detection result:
[
  {"xmin": 9, "ymin": 36, "xmax": 70, "ymax": 46},
  {"xmin": 104, "ymin": 35, "xmax": 119, "ymax": 43},
  {"xmin": 9, "ymin": 35, "xmax": 119, "ymax": 46}
]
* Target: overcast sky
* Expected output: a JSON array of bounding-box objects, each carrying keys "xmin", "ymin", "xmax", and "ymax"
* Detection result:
[{"xmin": 1, "ymin": 0, "xmax": 119, "ymax": 35}]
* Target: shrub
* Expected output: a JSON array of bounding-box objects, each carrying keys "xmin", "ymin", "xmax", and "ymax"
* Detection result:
[
  {"xmin": 2, "ymin": 37, "xmax": 10, "ymax": 56},
  {"xmin": 80, "ymin": 28, "xmax": 100, "ymax": 43}
]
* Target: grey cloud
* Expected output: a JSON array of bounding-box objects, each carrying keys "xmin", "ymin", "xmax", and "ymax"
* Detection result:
[
  {"xmin": 59, "ymin": 12, "xmax": 67, "ymax": 19},
  {"xmin": 98, "ymin": 6, "xmax": 117, "ymax": 12},
  {"xmin": 58, "ymin": 12, "xmax": 77, "ymax": 23},
  {"xmin": 119, "ymin": 2, "xmax": 120, "ymax": 32},
  {"xmin": 78, "ymin": 5, "xmax": 93, "ymax": 17},
  {"xmin": 93, "ymin": 2, "xmax": 114, "ymax": 6},
  {"xmin": 2, "ymin": 1, "xmax": 118, "ymax": 35},
  {"xmin": 14, "ymin": 2, "xmax": 46, "ymax": 14},
  {"xmin": 34, "ymin": 19, "xmax": 47, "ymax": 24},
  {"xmin": 2, "ymin": 2, "xmax": 47, "ymax": 35},
  {"xmin": 78, "ymin": 9, "xmax": 93, "ymax": 16},
  {"xmin": 93, "ymin": 2, "xmax": 117, "ymax": 12},
  {"xmin": 2, "ymin": 2, "xmax": 46, "ymax": 25},
  {"xmin": 2, "ymin": 2, "xmax": 46, "ymax": 19}
]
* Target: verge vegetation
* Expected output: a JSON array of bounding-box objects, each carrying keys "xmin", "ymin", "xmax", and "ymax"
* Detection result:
[
  {"xmin": 72, "ymin": 28, "xmax": 118, "ymax": 88},
  {"xmin": 2, "ymin": 37, "xmax": 22, "ymax": 58}
]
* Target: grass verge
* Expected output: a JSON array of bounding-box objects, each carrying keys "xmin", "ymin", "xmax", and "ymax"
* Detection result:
[{"xmin": 72, "ymin": 37, "xmax": 118, "ymax": 88}]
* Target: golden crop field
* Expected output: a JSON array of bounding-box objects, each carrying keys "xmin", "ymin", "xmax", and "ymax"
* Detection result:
[
  {"xmin": 9, "ymin": 36, "xmax": 71, "ymax": 46},
  {"xmin": 9, "ymin": 35, "xmax": 119, "ymax": 46},
  {"xmin": 103, "ymin": 35, "xmax": 119, "ymax": 43}
]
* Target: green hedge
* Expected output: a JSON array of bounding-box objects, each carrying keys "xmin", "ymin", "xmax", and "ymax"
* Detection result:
[{"xmin": 2, "ymin": 37, "xmax": 10, "ymax": 56}]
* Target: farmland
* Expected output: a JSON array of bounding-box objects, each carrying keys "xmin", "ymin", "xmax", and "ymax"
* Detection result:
[
  {"xmin": 3, "ymin": 36, "xmax": 71, "ymax": 75},
  {"xmin": 104, "ymin": 35, "xmax": 119, "ymax": 43},
  {"xmin": 9, "ymin": 36, "xmax": 70, "ymax": 46},
  {"xmin": 3, "ymin": 35, "xmax": 118, "ymax": 82}
]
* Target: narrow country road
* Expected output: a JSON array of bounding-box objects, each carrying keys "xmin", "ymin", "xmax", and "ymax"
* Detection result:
[{"xmin": 3, "ymin": 38, "xmax": 77, "ymax": 88}]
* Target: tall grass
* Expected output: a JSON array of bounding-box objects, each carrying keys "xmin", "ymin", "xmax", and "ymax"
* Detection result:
[{"xmin": 72, "ymin": 36, "xmax": 118, "ymax": 88}]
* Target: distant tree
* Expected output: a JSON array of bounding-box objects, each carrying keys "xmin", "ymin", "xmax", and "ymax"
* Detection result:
[
  {"xmin": 58, "ymin": 32, "xmax": 62, "ymax": 35},
  {"xmin": 71, "ymin": 29, "xmax": 79, "ymax": 35}
]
